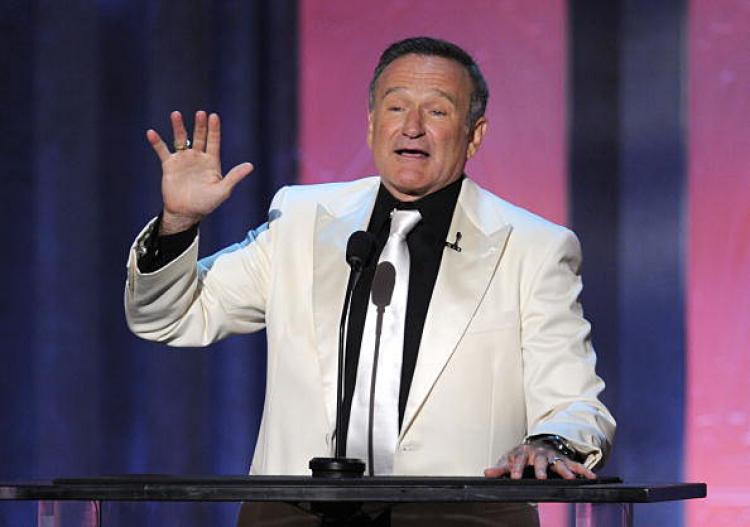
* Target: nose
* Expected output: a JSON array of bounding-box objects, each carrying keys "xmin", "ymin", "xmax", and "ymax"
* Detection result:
[{"xmin": 401, "ymin": 110, "xmax": 425, "ymax": 139}]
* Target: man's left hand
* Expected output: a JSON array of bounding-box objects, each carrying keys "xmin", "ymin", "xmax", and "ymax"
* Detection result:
[{"xmin": 483, "ymin": 443, "xmax": 596, "ymax": 480}]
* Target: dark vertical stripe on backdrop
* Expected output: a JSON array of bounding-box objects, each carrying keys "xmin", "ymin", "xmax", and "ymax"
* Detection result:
[
  {"xmin": 31, "ymin": 0, "xmax": 103, "ymax": 478},
  {"xmin": 568, "ymin": 0, "xmax": 622, "ymax": 432},
  {"xmin": 617, "ymin": 3, "xmax": 686, "ymax": 525},
  {"xmin": 96, "ymin": 0, "xmax": 152, "ymax": 482},
  {"xmin": 0, "ymin": 1, "xmax": 37, "ymax": 522},
  {"xmin": 0, "ymin": 0, "xmax": 34, "ymax": 467},
  {"xmin": 570, "ymin": 1, "xmax": 686, "ymax": 526}
]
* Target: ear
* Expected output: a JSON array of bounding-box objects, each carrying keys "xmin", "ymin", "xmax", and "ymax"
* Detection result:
[
  {"xmin": 466, "ymin": 116, "xmax": 488, "ymax": 159},
  {"xmin": 367, "ymin": 111, "xmax": 374, "ymax": 150}
]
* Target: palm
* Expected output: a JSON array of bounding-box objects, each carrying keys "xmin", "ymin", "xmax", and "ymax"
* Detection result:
[
  {"xmin": 161, "ymin": 149, "xmax": 225, "ymax": 218},
  {"xmin": 147, "ymin": 111, "xmax": 253, "ymax": 233}
]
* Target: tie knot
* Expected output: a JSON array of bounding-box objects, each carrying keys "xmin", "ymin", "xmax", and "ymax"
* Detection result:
[{"xmin": 389, "ymin": 209, "xmax": 421, "ymax": 239}]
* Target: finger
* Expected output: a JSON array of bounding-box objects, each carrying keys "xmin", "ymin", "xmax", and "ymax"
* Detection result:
[
  {"xmin": 171, "ymin": 111, "xmax": 188, "ymax": 149},
  {"xmin": 567, "ymin": 462, "xmax": 597, "ymax": 480},
  {"xmin": 510, "ymin": 450, "xmax": 529, "ymax": 479},
  {"xmin": 550, "ymin": 459, "xmax": 577, "ymax": 480},
  {"xmin": 192, "ymin": 110, "xmax": 208, "ymax": 152},
  {"xmin": 533, "ymin": 453, "xmax": 550, "ymax": 480},
  {"xmin": 527, "ymin": 447, "xmax": 546, "ymax": 466},
  {"xmin": 483, "ymin": 457, "xmax": 510, "ymax": 478},
  {"xmin": 483, "ymin": 465, "xmax": 509, "ymax": 478},
  {"xmin": 206, "ymin": 113, "xmax": 221, "ymax": 158},
  {"xmin": 146, "ymin": 129, "xmax": 170, "ymax": 163},
  {"xmin": 221, "ymin": 162, "xmax": 254, "ymax": 193}
]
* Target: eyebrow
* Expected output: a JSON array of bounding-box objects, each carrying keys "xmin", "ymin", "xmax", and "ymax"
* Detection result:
[{"xmin": 382, "ymin": 86, "xmax": 457, "ymax": 107}]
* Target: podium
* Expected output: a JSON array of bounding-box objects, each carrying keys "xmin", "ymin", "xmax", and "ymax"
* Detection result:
[{"xmin": 0, "ymin": 476, "xmax": 706, "ymax": 526}]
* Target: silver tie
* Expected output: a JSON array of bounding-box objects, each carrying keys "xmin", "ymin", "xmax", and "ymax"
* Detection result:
[{"xmin": 347, "ymin": 208, "xmax": 422, "ymax": 475}]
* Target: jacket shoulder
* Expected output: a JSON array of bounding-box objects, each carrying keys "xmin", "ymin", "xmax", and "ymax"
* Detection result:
[
  {"xmin": 467, "ymin": 179, "xmax": 574, "ymax": 244},
  {"xmin": 271, "ymin": 177, "xmax": 378, "ymax": 209}
]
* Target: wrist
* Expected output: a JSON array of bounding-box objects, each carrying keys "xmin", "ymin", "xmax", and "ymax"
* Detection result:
[
  {"xmin": 160, "ymin": 210, "xmax": 201, "ymax": 235},
  {"xmin": 524, "ymin": 434, "xmax": 581, "ymax": 461}
]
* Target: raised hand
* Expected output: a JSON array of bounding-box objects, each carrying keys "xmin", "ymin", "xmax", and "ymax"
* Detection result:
[{"xmin": 147, "ymin": 110, "xmax": 254, "ymax": 235}]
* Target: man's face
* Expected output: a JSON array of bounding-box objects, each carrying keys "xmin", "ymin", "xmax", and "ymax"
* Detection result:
[{"xmin": 368, "ymin": 53, "xmax": 487, "ymax": 202}]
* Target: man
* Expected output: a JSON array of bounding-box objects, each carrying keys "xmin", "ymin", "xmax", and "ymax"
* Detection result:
[{"xmin": 126, "ymin": 37, "xmax": 614, "ymax": 523}]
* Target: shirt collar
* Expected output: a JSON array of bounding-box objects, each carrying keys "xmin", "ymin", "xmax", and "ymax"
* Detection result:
[{"xmin": 370, "ymin": 175, "xmax": 464, "ymax": 239}]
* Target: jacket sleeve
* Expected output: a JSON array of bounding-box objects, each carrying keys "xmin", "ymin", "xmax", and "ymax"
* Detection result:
[
  {"xmin": 520, "ymin": 228, "xmax": 616, "ymax": 469},
  {"xmin": 123, "ymin": 187, "xmax": 288, "ymax": 347}
]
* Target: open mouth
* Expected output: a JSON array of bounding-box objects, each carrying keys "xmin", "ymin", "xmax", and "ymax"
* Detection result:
[{"xmin": 394, "ymin": 148, "xmax": 430, "ymax": 159}]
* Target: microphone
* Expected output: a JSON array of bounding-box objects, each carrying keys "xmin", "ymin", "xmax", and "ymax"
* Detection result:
[
  {"xmin": 310, "ymin": 230, "xmax": 374, "ymax": 478},
  {"xmin": 445, "ymin": 231, "xmax": 462, "ymax": 252},
  {"xmin": 371, "ymin": 261, "xmax": 396, "ymax": 309},
  {"xmin": 346, "ymin": 231, "xmax": 375, "ymax": 271},
  {"xmin": 366, "ymin": 261, "xmax": 396, "ymax": 475}
]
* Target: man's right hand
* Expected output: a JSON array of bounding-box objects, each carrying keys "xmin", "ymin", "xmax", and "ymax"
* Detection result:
[{"xmin": 147, "ymin": 110, "xmax": 254, "ymax": 235}]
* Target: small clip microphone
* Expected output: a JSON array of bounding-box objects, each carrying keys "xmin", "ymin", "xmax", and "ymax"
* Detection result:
[{"xmin": 445, "ymin": 231, "xmax": 462, "ymax": 252}]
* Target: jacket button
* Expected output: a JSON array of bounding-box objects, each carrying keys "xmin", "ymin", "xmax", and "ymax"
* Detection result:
[{"xmin": 400, "ymin": 442, "xmax": 418, "ymax": 452}]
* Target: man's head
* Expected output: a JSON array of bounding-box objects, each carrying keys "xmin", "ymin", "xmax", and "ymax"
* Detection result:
[{"xmin": 367, "ymin": 37, "xmax": 489, "ymax": 201}]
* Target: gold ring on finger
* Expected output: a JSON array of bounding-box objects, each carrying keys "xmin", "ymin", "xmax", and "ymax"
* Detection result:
[{"xmin": 174, "ymin": 138, "xmax": 192, "ymax": 151}]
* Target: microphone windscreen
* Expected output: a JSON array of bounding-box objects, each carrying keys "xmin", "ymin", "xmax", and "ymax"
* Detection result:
[
  {"xmin": 371, "ymin": 261, "xmax": 396, "ymax": 308},
  {"xmin": 346, "ymin": 231, "xmax": 376, "ymax": 270}
]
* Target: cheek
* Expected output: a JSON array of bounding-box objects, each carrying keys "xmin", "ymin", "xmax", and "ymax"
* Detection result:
[
  {"xmin": 372, "ymin": 122, "xmax": 395, "ymax": 145},
  {"xmin": 435, "ymin": 132, "xmax": 464, "ymax": 157}
]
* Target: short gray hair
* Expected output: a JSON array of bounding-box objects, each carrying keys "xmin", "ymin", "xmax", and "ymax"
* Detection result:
[{"xmin": 368, "ymin": 36, "xmax": 489, "ymax": 128}]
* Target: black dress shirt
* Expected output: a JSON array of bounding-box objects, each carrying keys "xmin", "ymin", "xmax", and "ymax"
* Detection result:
[
  {"xmin": 137, "ymin": 214, "xmax": 198, "ymax": 273},
  {"xmin": 339, "ymin": 177, "xmax": 463, "ymax": 450}
]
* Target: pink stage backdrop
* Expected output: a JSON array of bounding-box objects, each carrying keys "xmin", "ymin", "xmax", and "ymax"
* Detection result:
[
  {"xmin": 299, "ymin": 0, "xmax": 567, "ymax": 226},
  {"xmin": 300, "ymin": 2, "xmax": 568, "ymax": 524},
  {"xmin": 687, "ymin": 1, "xmax": 750, "ymax": 525}
]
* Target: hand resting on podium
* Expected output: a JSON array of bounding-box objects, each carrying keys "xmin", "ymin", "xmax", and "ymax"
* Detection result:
[{"xmin": 484, "ymin": 442, "xmax": 597, "ymax": 480}]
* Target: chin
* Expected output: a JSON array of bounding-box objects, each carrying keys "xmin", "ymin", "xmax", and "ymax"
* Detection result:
[
  {"xmin": 388, "ymin": 177, "xmax": 433, "ymax": 201},
  {"xmin": 395, "ymin": 168, "xmax": 434, "ymax": 187}
]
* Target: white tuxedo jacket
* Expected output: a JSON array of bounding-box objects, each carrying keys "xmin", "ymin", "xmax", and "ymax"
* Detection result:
[{"xmin": 125, "ymin": 177, "xmax": 615, "ymax": 476}]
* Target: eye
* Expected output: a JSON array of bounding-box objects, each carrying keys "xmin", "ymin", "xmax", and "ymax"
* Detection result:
[
  {"xmin": 430, "ymin": 109, "xmax": 448, "ymax": 117},
  {"xmin": 387, "ymin": 106, "xmax": 404, "ymax": 112}
]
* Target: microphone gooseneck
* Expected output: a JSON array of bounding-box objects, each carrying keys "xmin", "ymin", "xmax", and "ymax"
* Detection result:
[
  {"xmin": 310, "ymin": 231, "xmax": 374, "ymax": 478},
  {"xmin": 334, "ymin": 231, "xmax": 375, "ymax": 458},
  {"xmin": 367, "ymin": 261, "xmax": 397, "ymax": 475}
]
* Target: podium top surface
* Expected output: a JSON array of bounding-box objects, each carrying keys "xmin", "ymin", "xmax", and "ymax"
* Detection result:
[{"xmin": 0, "ymin": 476, "xmax": 706, "ymax": 504}]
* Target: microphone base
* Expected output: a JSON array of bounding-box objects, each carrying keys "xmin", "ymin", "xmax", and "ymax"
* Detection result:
[{"xmin": 309, "ymin": 457, "xmax": 366, "ymax": 478}]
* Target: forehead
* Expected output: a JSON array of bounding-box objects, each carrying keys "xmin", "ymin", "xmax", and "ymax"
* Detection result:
[{"xmin": 375, "ymin": 54, "xmax": 473, "ymax": 100}]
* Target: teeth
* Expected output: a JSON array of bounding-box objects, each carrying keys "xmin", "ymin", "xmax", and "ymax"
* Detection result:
[{"xmin": 396, "ymin": 149, "xmax": 428, "ymax": 156}]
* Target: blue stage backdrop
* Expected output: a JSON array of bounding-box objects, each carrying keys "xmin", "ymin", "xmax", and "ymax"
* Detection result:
[{"xmin": 0, "ymin": 1, "xmax": 296, "ymax": 525}]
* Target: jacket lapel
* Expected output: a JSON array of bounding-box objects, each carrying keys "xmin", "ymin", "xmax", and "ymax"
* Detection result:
[
  {"xmin": 400, "ymin": 179, "xmax": 512, "ymax": 438},
  {"xmin": 312, "ymin": 178, "xmax": 380, "ymax": 428}
]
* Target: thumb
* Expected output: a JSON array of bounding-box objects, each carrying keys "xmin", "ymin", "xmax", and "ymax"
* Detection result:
[
  {"xmin": 483, "ymin": 457, "xmax": 509, "ymax": 478},
  {"xmin": 222, "ymin": 162, "xmax": 254, "ymax": 192},
  {"xmin": 483, "ymin": 465, "xmax": 507, "ymax": 478}
]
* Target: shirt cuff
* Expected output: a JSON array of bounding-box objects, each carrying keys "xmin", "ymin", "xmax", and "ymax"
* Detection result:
[
  {"xmin": 137, "ymin": 213, "xmax": 199, "ymax": 273},
  {"xmin": 524, "ymin": 434, "xmax": 584, "ymax": 463}
]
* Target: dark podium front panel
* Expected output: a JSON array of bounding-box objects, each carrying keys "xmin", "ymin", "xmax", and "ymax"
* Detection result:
[
  {"xmin": 0, "ymin": 476, "xmax": 706, "ymax": 527},
  {"xmin": 1, "ymin": 475, "xmax": 705, "ymax": 503}
]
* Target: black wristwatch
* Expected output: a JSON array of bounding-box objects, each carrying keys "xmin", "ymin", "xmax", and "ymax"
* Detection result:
[{"xmin": 524, "ymin": 434, "xmax": 582, "ymax": 462}]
